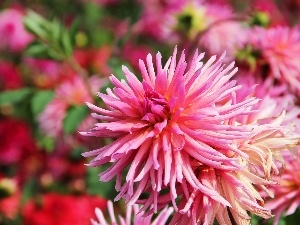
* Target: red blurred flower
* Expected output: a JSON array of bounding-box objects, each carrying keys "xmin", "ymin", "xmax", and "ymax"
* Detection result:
[
  {"xmin": 22, "ymin": 193, "xmax": 107, "ymax": 225},
  {"xmin": 74, "ymin": 46, "xmax": 112, "ymax": 75},
  {"xmin": 0, "ymin": 60, "xmax": 22, "ymax": 90},
  {"xmin": 0, "ymin": 118, "xmax": 36, "ymax": 166},
  {"xmin": 24, "ymin": 58, "xmax": 62, "ymax": 89},
  {"xmin": 121, "ymin": 43, "xmax": 153, "ymax": 70}
]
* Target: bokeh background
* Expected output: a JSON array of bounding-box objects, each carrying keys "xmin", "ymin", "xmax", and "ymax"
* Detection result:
[{"xmin": 1, "ymin": 0, "xmax": 300, "ymax": 224}]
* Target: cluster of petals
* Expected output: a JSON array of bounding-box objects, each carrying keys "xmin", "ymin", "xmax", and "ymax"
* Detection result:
[
  {"xmin": 248, "ymin": 26, "xmax": 300, "ymax": 96},
  {"xmin": 91, "ymin": 201, "xmax": 173, "ymax": 225},
  {"xmin": 264, "ymin": 149, "xmax": 300, "ymax": 225},
  {"xmin": 200, "ymin": 20, "xmax": 247, "ymax": 61},
  {"xmin": 133, "ymin": 0, "xmax": 184, "ymax": 40},
  {"xmin": 39, "ymin": 76, "xmax": 104, "ymax": 137},
  {"xmin": 0, "ymin": 8, "xmax": 33, "ymax": 51},
  {"xmin": 83, "ymin": 47, "xmax": 299, "ymax": 224},
  {"xmin": 162, "ymin": 1, "xmax": 235, "ymax": 43}
]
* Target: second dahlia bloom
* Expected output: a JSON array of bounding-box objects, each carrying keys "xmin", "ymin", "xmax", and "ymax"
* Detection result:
[
  {"xmin": 249, "ymin": 26, "xmax": 300, "ymax": 96},
  {"xmin": 264, "ymin": 150, "xmax": 300, "ymax": 225},
  {"xmin": 39, "ymin": 75, "xmax": 105, "ymax": 137}
]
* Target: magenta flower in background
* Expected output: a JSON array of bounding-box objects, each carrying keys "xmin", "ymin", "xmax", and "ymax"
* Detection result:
[
  {"xmin": 249, "ymin": 26, "xmax": 300, "ymax": 96},
  {"xmin": 38, "ymin": 99, "xmax": 69, "ymax": 138},
  {"xmin": 200, "ymin": 20, "xmax": 247, "ymax": 61},
  {"xmin": 91, "ymin": 201, "xmax": 173, "ymax": 225},
  {"xmin": 39, "ymin": 75, "xmax": 106, "ymax": 138},
  {"xmin": 82, "ymin": 47, "xmax": 299, "ymax": 224},
  {"xmin": 134, "ymin": 0, "xmax": 184, "ymax": 40},
  {"xmin": 0, "ymin": 118, "xmax": 37, "ymax": 166},
  {"xmin": 0, "ymin": 60, "xmax": 22, "ymax": 90},
  {"xmin": 0, "ymin": 8, "xmax": 33, "ymax": 52},
  {"xmin": 161, "ymin": 2, "xmax": 235, "ymax": 44}
]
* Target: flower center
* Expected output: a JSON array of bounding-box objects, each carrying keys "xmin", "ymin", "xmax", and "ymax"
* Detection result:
[{"xmin": 142, "ymin": 90, "xmax": 170, "ymax": 124}]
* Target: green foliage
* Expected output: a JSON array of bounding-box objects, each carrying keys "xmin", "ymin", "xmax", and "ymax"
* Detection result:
[
  {"xmin": 24, "ymin": 10, "xmax": 75, "ymax": 60},
  {"xmin": 21, "ymin": 178, "xmax": 38, "ymax": 205},
  {"xmin": 105, "ymin": 0, "xmax": 141, "ymax": 25},
  {"xmin": 86, "ymin": 166, "xmax": 117, "ymax": 200},
  {"xmin": 63, "ymin": 105, "xmax": 89, "ymax": 134},
  {"xmin": 249, "ymin": 11, "xmax": 270, "ymax": 27},
  {"xmin": 25, "ymin": 41, "xmax": 63, "ymax": 60},
  {"xmin": 250, "ymin": 215, "xmax": 261, "ymax": 225},
  {"xmin": 37, "ymin": 134, "xmax": 55, "ymax": 153},
  {"xmin": 235, "ymin": 45, "xmax": 261, "ymax": 71},
  {"xmin": 0, "ymin": 88, "xmax": 33, "ymax": 106},
  {"xmin": 286, "ymin": 208, "xmax": 300, "ymax": 225},
  {"xmin": 31, "ymin": 90, "xmax": 55, "ymax": 116}
]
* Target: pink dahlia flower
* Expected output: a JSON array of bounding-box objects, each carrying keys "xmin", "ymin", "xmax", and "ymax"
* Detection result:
[
  {"xmin": 0, "ymin": 8, "xmax": 33, "ymax": 52},
  {"xmin": 251, "ymin": 0, "xmax": 286, "ymax": 26},
  {"xmin": 249, "ymin": 26, "xmax": 300, "ymax": 96},
  {"xmin": 199, "ymin": 20, "xmax": 247, "ymax": 61},
  {"xmin": 39, "ymin": 76, "xmax": 105, "ymax": 137},
  {"xmin": 161, "ymin": 2, "xmax": 235, "ymax": 43},
  {"xmin": 264, "ymin": 149, "xmax": 300, "ymax": 225},
  {"xmin": 38, "ymin": 99, "xmax": 69, "ymax": 138},
  {"xmin": 133, "ymin": 0, "xmax": 184, "ymax": 40},
  {"xmin": 82, "ymin": 47, "xmax": 299, "ymax": 224},
  {"xmin": 91, "ymin": 201, "xmax": 173, "ymax": 225}
]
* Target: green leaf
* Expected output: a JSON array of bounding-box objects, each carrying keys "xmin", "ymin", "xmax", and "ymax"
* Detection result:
[
  {"xmin": 24, "ymin": 10, "xmax": 49, "ymax": 39},
  {"xmin": 25, "ymin": 41, "xmax": 50, "ymax": 58},
  {"xmin": 24, "ymin": 41, "xmax": 64, "ymax": 60},
  {"xmin": 250, "ymin": 215, "xmax": 261, "ymax": 225},
  {"xmin": 61, "ymin": 29, "xmax": 73, "ymax": 56},
  {"xmin": 21, "ymin": 178, "xmax": 38, "ymax": 205},
  {"xmin": 0, "ymin": 88, "xmax": 32, "ymax": 105},
  {"xmin": 51, "ymin": 19, "xmax": 62, "ymax": 43},
  {"xmin": 38, "ymin": 135, "xmax": 55, "ymax": 153},
  {"xmin": 86, "ymin": 166, "xmax": 117, "ymax": 200},
  {"xmin": 35, "ymin": 130, "xmax": 55, "ymax": 153},
  {"xmin": 63, "ymin": 105, "xmax": 89, "ymax": 134},
  {"xmin": 286, "ymin": 208, "xmax": 300, "ymax": 225},
  {"xmin": 69, "ymin": 18, "xmax": 80, "ymax": 46},
  {"xmin": 31, "ymin": 90, "xmax": 55, "ymax": 116}
]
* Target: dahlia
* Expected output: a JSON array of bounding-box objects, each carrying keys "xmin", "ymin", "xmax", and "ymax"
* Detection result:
[
  {"xmin": 91, "ymin": 201, "xmax": 173, "ymax": 225},
  {"xmin": 264, "ymin": 149, "xmax": 300, "ymax": 225},
  {"xmin": 249, "ymin": 26, "xmax": 300, "ymax": 96},
  {"xmin": 82, "ymin": 47, "xmax": 299, "ymax": 224},
  {"xmin": 0, "ymin": 118, "xmax": 36, "ymax": 166},
  {"xmin": 161, "ymin": 2, "xmax": 235, "ymax": 43},
  {"xmin": 0, "ymin": 8, "xmax": 33, "ymax": 51},
  {"xmin": 133, "ymin": 0, "xmax": 184, "ymax": 40},
  {"xmin": 39, "ymin": 75, "xmax": 105, "ymax": 137},
  {"xmin": 199, "ymin": 20, "xmax": 247, "ymax": 61},
  {"xmin": 38, "ymin": 98, "xmax": 69, "ymax": 138},
  {"xmin": 0, "ymin": 60, "xmax": 22, "ymax": 90}
]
